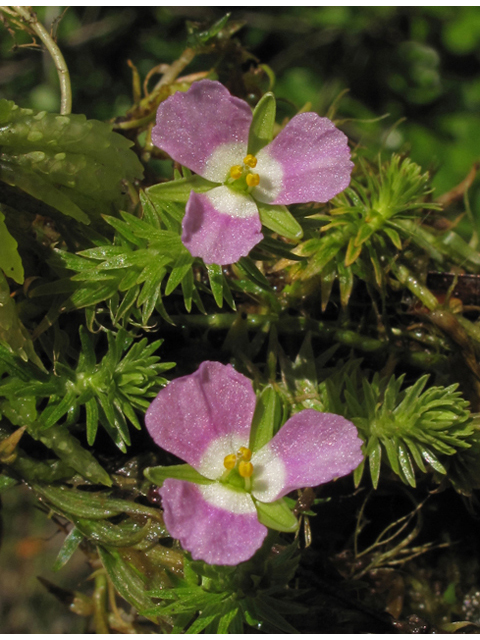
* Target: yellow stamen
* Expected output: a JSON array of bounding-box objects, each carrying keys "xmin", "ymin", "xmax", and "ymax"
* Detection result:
[
  {"xmin": 230, "ymin": 165, "xmax": 243, "ymax": 180},
  {"xmin": 246, "ymin": 173, "xmax": 260, "ymax": 188},
  {"xmin": 224, "ymin": 453, "xmax": 236, "ymax": 470},
  {"xmin": 238, "ymin": 460, "xmax": 254, "ymax": 478},
  {"xmin": 238, "ymin": 446, "xmax": 252, "ymax": 462},
  {"xmin": 243, "ymin": 154, "xmax": 257, "ymax": 168}
]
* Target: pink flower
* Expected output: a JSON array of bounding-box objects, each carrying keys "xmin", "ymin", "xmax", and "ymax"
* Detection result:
[
  {"xmin": 145, "ymin": 361, "xmax": 363, "ymax": 566},
  {"xmin": 152, "ymin": 80, "xmax": 353, "ymax": 265}
]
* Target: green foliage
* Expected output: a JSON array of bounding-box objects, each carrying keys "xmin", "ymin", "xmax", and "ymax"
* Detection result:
[
  {"xmin": 319, "ymin": 366, "xmax": 477, "ymax": 489},
  {"xmin": 2, "ymin": 8, "xmax": 480, "ymax": 634},
  {"xmin": 33, "ymin": 191, "xmax": 247, "ymax": 322},
  {"xmin": 247, "ymin": 91, "xmax": 276, "ymax": 156},
  {"xmin": 0, "ymin": 99, "xmax": 143, "ymax": 224},
  {"xmin": 286, "ymin": 155, "xmax": 440, "ymax": 306},
  {"xmin": 0, "ymin": 272, "xmax": 42, "ymax": 366},
  {"xmin": 0, "ymin": 206, "xmax": 23, "ymax": 283},
  {"xmin": 145, "ymin": 540, "xmax": 305, "ymax": 633},
  {"xmin": 0, "ymin": 327, "xmax": 173, "ymax": 455}
]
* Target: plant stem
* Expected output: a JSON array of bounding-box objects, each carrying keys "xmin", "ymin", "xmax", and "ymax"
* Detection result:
[{"xmin": 12, "ymin": 6, "xmax": 72, "ymax": 114}]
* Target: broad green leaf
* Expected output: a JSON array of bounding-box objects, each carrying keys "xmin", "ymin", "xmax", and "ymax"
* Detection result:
[
  {"xmin": 0, "ymin": 207, "xmax": 23, "ymax": 283},
  {"xmin": 255, "ymin": 498, "xmax": 299, "ymax": 533},
  {"xmin": 146, "ymin": 175, "xmax": 217, "ymax": 204},
  {"xmin": 248, "ymin": 92, "xmax": 276, "ymax": 156},
  {"xmin": 249, "ymin": 386, "xmax": 281, "ymax": 452},
  {"xmin": 0, "ymin": 100, "xmax": 143, "ymax": 223},
  {"xmin": 257, "ymin": 202, "xmax": 303, "ymax": 240},
  {"xmin": 34, "ymin": 425, "xmax": 112, "ymax": 486},
  {"xmin": 145, "ymin": 464, "xmax": 214, "ymax": 487}
]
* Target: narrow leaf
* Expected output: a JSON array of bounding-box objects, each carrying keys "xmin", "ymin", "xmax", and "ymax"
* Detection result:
[
  {"xmin": 207, "ymin": 263, "xmax": 224, "ymax": 307},
  {"xmin": 146, "ymin": 175, "xmax": 216, "ymax": 204},
  {"xmin": 257, "ymin": 202, "xmax": 303, "ymax": 240},
  {"xmin": 53, "ymin": 527, "xmax": 83, "ymax": 571},
  {"xmin": 249, "ymin": 386, "xmax": 281, "ymax": 452},
  {"xmin": 254, "ymin": 498, "xmax": 299, "ymax": 533},
  {"xmin": 145, "ymin": 464, "xmax": 214, "ymax": 486},
  {"xmin": 248, "ymin": 92, "xmax": 276, "ymax": 156}
]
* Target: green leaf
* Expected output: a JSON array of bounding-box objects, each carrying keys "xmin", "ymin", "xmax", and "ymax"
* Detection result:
[
  {"xmin": 85, "ymin": 398, "xmax": 99, "ymax": 446},
  {"xmin": 97, "ymin": 547, "xmax": 156, "ymax": 618},
  {"xmin": 34, "ymin": 485, "xmax": 124, "ymax": 519},
  {"xmin": 0, "ymin": 273, "xmax": 43, "ymax": 367},
  {"xmin": 74, "ymin": 517, "xmax": 153, "ymax": 547},
  {"xmin": 165, "ymin": 251, "xmax": 193, "ymax": 296},
  {"xmin": 188, "ymin": 12, "xmax": 231, "ymax": 46},
  {"xmin": 249, "ymin": 386, "xmax": 281, "ymax": 452},
  {"xmin": 236, "ymin": 257, "xmax": 271, "ymax": 289},
  {"xmin": 0, "ymin": 100, "xmax": 143, "ymax": 223},
  {"xmin": 33, "ymin": 484, "xmax": 163, "ymax": 522},
  {"xmin": 257, "ymin": 202, "xmax": 303, "ymax": 240},
  {"xmin": 35, "ymin": 424, "xmax": 112, "ymax": 486},
  {"xmin": 53, "ymin": 527, "xmax": 83, "ymax": 571},
  {"xmin": 145, "ymin": 464, "xmax": 214, "ymax": 487},
  {"xmin": 39, "ymin": 390, "xmax": 77, "ymax": 429},
  {"xmin": 0, "ymin": 207, "xmax": 23, "ymax": 283},
  {"xmin": 207, "ymin": 263, "xmax": 224, "ymax": 307},
  {"xmin": 248, "ymin": 92, "xmax": 276, "ymax": 156},
  {"xmin": 146, "ymin": 175, "xmax": 216, "ymax": 204},
  {"xmin": 254, "ymin": 498, "xmax": 299, "ymax": 532},
  {"xmin": 0, "ymin": 474, "xmax": 17, "ymax": 493},
  {"xmin": 217, "ymin": 606, "xmax": 240, "ymax": 634}
]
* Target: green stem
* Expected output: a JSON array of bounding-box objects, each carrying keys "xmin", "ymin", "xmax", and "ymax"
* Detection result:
[
  {"xmin": 12, "ymin": 6, "xmax": 72, "ymax": 114},
  {"xmin": 93, "ymin": 573, "xmax": 110, "ymax": 634},
  {"xmin": 169, "ymin": 313, "xmax": 449, "ymax": 370},
  {"xmin": 389, "ymin": 262, "xmax": 439, "ymax": 311},
  {"xmin": 152, "ymin": 47, "xmax": 196, "ymax": 91}
]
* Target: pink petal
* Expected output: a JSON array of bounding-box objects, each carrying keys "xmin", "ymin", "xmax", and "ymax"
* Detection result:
[
  {"xmin": 152, "ymin": 80, "xmax": 252, "ymax": 181},
  {"xmin": 254, "ymin": 112, "xmax": 353, "ymax": 205},
  {"xmin": 182, "ymin": 187, "xmax": 263, "ymax": 265},
  {"xmin": 145, "ymin": 361, "xmax": 257, "ymax": 472},
  {"xmin": 252, "ymin": 410, "xmax": 363, "ymax": 502},
  {"xmin": 160, "ymin": 479, "xmax": 267, "ymax": 565}
]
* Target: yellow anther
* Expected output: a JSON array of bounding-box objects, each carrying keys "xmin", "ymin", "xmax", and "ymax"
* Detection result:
[
  {"xmin": 230, "ymin": 165, "xmax": 243, "ymax": 180},
  {"xmin": 224, "ymin": 453, "xmax": 237, "ymax": 470},
  {"xmin": 238, "ymin": 460, "xmax": 254, "ymax": 478},
  {"xmin": 243, "ymin": 154, "xmax": 257, "ymax": 168},
  {"xmin": 246, "ymin": 173, "xmax": 260, "ymax": 188},
  {"xmin": 238, "ymin": 446, "xmax": 252, "ymax": 462}
]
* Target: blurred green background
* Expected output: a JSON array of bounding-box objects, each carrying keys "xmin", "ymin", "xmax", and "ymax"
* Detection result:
[
  {"xmin": 2, "ymin": 7, "xmax": 480, "ymax": 213},
  {"xmin": 1, "ymin": 6, "xmax": 480, "ymax": 632}
]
